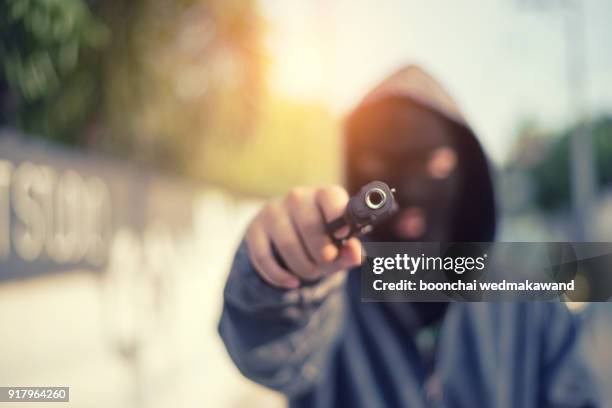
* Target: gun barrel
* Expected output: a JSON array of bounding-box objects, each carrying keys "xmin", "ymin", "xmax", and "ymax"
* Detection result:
[{"xmin": 326, "ymin": 180, "xmax": 397, "ymax": 244}]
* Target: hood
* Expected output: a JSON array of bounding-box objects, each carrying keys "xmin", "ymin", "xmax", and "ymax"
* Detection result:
[{"xmin": 343, "ymin": 65, "xmax": 497, "ymax": 242}]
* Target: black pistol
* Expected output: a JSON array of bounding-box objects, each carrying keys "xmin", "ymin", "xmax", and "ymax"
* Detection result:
[{"xmin": 326, "ymin": 180, "xmax": 397, "ymax": 245}]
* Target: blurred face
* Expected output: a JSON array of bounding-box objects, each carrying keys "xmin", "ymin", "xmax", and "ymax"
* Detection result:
[{"xmin": 349, "ymin": 100, "xmax": 461, "ymax": 241}]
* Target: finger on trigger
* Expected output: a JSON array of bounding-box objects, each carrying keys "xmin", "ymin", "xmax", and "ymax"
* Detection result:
[
  {"xmin": 339, "ymin": 237, "xmax": 362, "ymax": 267},
  {"xmin": 315, "ymin": 186, "xmax": 350, "ymax": 256},
  {"xmin": 321, "ymin": 237, "xmax": 362, "ymax": 275}
]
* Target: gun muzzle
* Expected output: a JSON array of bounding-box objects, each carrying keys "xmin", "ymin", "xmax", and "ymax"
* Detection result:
[{"xmin": 326, "ymin": 180, "xmax": 397, "ymax": 245}]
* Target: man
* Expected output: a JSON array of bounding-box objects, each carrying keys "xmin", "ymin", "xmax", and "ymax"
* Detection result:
[{"xmin": 218, "ymin": 66, "xmax": 598, "ymax": 407}]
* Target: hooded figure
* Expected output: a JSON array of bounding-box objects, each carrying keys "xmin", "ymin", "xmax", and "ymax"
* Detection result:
[
  {"xmin": 343, "ymin": 66, "xmax": 495, "ymax": 243},
  {"xmin": 219, "ymin": 66, "xmax": 599, "ymax": 407}
]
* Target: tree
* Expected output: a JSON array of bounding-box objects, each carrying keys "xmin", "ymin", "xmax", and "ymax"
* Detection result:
[
  {"xmin": 0, "ymin": 0, "xmax": 109, "ymax": 143},
  {"xmin": 524, "ymin": 116, "xmax": 612, "ymax": 211},
  {"xmin": 0, "ymin": 0, "xmax": 265, "ymax": 177}
]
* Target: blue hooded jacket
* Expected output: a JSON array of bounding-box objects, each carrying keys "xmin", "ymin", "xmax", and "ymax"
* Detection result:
[{"xmin": 218, "ymin": 66, "xmax": 600, "ymax": 408}]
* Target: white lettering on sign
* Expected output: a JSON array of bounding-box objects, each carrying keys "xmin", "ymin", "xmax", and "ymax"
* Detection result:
[
  {"xmin": 13, "ymin": 161, "xmax": 46, "ymax": 261},
  {"xmin": 0, "ymin": 160, "xmax": 111, "ymax": 265},
  {"xmin": 83, "ymin": 177, "xmax": 112, "ymax": 266}
]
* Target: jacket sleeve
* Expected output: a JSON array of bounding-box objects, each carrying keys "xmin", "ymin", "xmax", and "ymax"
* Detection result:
[
  {"xmin": 218, "ymin": 239, "xmax": 347, "ymax": 397},
  {"xmin": 539, "ymin": 303, "xmax": 601, "ymax": 408}
]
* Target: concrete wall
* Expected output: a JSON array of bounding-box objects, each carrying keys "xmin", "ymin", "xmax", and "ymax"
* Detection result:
[{"xmin": 0, "ymin": 132, "xmax": 282, "ymax": 407}]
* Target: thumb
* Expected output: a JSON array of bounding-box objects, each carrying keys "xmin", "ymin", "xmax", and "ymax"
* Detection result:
[{"xmin": 333, "ymin": 237, "xmax": 362, "ymax": 270}]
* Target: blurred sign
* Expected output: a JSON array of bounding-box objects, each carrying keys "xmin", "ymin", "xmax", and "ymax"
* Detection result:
[
  {"xmin": 0, "ymin": 130, "xmax": 277, "ymax": 408},
  {"xmin": 0, "ymin": 130, "xmax": 195, "ymax": 282}
]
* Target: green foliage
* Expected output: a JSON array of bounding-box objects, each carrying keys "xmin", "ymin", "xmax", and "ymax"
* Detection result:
[
  {"xmin": 0, "ymin": 0, "xmax": 338, "ymax": 195},
  {"xmin": 593, "ymin": 117, "xmax": 612, "ymax": 187},
  {"xmin": 528, "ymin": 116, "xmax": 612, "ymax": 211},
  {"xmin": 529, "ymin": 129, "xmax": 571, "ymax": 210},
  {"xmin": 1, "ymin": 0, "xmax": 268, "ymax": 180},
  {"xmin": 0, "ymin": 0, "xmax": 110, "ymax": 143},
  {"xmin": 96, "ymin": 0, "xmax": 266, "ymax": 175}
]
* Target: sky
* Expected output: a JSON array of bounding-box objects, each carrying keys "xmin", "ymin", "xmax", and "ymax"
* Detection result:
[{"xmin": 259, "ymin": 0, "xmax": 612, "ymax": 164}]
